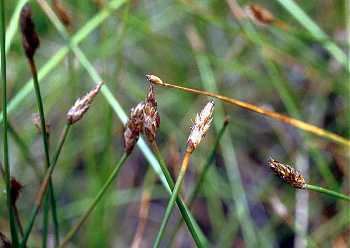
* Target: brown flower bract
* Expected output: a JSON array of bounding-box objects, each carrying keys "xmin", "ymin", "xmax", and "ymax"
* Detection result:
[
  {"xmin": 20, "ymin": 4, "xmax": 40, "ymax": 59},
  {"xmin": 267, "ymin": 158, "xmax": 306, "ymax": 189}
]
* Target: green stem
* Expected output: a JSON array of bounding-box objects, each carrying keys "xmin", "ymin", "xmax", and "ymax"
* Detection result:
[
  {"xmin": 28, "ymin": 57, "xmax": 60, "ymax": 246},
  {"xmin": 153, "ymin": 151, "xmax": 192, "ymax": 248},
  {"xmin": 169, "ymin": 120, "xmax": 228, "ymax": 244},
  {"xmin": 59, "ymin": 153, "xmax": 129, "ymax": 247},
  {"xmin": 0, "ymin": 0, "xmax": 19, "ymax": 245},
  {"xmin": 151, "ymin": 142, "xmax": 207, "ymax": 247},
  {"xmin": 304, "ymin": 184, "xmax": 350, "ymax": 202},
  {"xmin": 21, "ymin": 124, "xmax": 71, "ymax": 247}
]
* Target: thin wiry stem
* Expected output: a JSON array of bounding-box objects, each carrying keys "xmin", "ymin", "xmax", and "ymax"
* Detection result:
[
  {"xmin": 153, "ymin": 151, "xmax": 192, "ymax": 248},
  {"xmin": 21, "ymin": 124, "xmax": 71, "ymax": 246},
  {"xmin": 0, "ymin": 0, "xmax": 19, "ymax": 245},
  {"xmin": 150, "ymin": 141, "xmax": 207, "ymax": 247},
  {"xmin": 149, "ymin": 76, "xmax": 350, "ymax": 147},
  {"xmin": 304, "ymin": 184, "xmax": 350, "ymax": 202},
  {"xmin": 26, "ymin": 57, "xmax": 60, "ymax": 246},
  {"xmin": 59, "ymin": 153, "xmax": 129, "ymax": 247}
]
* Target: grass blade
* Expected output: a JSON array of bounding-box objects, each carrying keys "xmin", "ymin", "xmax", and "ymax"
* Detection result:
[
  {"xmin": 276, "ymin": 0, "xmax": 346, "ymax": 67},
  {"xmin": 1, "ymin": 0, "xmax": 19, "ymax": 245}
]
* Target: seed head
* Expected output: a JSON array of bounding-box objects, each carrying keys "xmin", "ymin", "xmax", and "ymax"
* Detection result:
[
  {"xmin": 20, "ymin": 4, "xmax": 40, "ymax": 59},
  {"xmin": 143, "ymin": 84, "xmax": 160, "ymax": 143},
  {"xmin": 123, "ymin": 102, "xmax": 145, "ymax": 154},
  {"xmin": 267, "ymin": 158, "xmax": 306, "ymax": 189},
  {"xmin": 67, "ymin": 82, "xmax": 103, "ymax": 124},
  {"xmin": 244, "ymin": 4, "xmax": 275, "ymax": 26},
  {"xmin": 146, "ymin": 74, "xmax": 164, "ymax": 85},
  {"xmin": 10, "ymin": 177, "xmax": 23, "ymax": 205},
  {"xmin": 187, "ymin": 101, "xmax": 214, "ymax": 153}
]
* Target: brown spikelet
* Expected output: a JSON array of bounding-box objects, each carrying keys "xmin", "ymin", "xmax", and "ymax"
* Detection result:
[
  {"xmin": 244, "ymin": 4, "xmax": 275, "ymax": 26},
  {"xmin": 0, "ymin": 232, "xmax": 11, "ymax": 248},
  {"xmin": 187, "ymin": 101, "xmax": 214, "ymax": 153},
  {"xmin": 20, "ymin": 4, "xmax": 40, "ymax": 59},
  {"xmin": 52, "ymin": 0, "xmax": 72, "ymax": 28},
  {"xmin": 10, "ymin": 177, "xmax": 23, "ymax": 205},
  {"xmin": 146, "ymin": 74, "xmax": 164, "ymax": 86},
  {"xmin": 67, "ymin": 82, "xmax": 103, "ymax": 124},
  {"xmin": 143, "ymin": 83, "xmax": 160, "ymax": 143},
  {"xmin": 267, "ymin": 158, "xmax": 306, "ymax": 189},
  {"xmin": 123, "ymin": 102, "xmax": 145, "ymax": 154}
]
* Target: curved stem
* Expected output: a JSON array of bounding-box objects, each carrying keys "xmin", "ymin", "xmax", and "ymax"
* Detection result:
[
  {"xmin": 59, "ymin": 153, "xmax": 129, "ymax": 247},
  {"xmin": 304, "ymin": 184, "xmax": 350, "ymax": 202},
  {"xmin": 150, "ymin": 79, "xmax": 350, "ymax": 147}
]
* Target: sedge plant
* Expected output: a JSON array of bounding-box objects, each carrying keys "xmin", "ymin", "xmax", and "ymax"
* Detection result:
[
  {"xmin": 59, "ymin": 100, "xmax": 146, "ymax": 247},
  {"xmin": 19, "ymin": 4, "xmax": 60, "ymax": 246},
  {"xmin": 142, "ymin": 81, "xmax": 207, "ymax": 247},
  {"xmin": 169, "ymin": 118, "xmax": 229, "ymax": 245},
  {"xmin": 153, "ymin": 101, "xmax": 215, "ymax": 247},
  {"xmin": 21, "ymin": 82, "xmax": 103, "ymax": 246}
]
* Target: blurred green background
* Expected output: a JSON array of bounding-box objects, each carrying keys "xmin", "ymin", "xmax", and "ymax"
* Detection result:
[{"xmin": 0, "ymin": 0, "xmax": 349, "ymax": 247}]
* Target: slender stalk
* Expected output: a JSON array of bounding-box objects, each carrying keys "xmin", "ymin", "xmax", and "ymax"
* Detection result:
[
  {"xmin": 150, "ymin": 78, "xmax": 350, "ymax": 147},
  {"xmin": 21, "ymin": 124, "xmax": 71, "ymax": 246},
  {"xmin": 150, "ymin": 141, "xmax": 207, "ymax": 247},
  {"xmin": 304, "ymin": 184, "xmax": 350, "ymax": 202},
  {"xmin": 27, "ymin": 57, "xmax": 60, "ymax": 246},
  {"xmin": 59, "ymin": 153, "xmax": 129, "ymax": 247},
  {"xmin": 153, "ymin": 151, "xmax": 192, "ymax": 248},
  {"xmin": 0, "ymin": 0, "xmax": 19, "ymax": 245},
  {"xmin": 169, "ymin": 120, "xmax": 229, "ymax": 244}
]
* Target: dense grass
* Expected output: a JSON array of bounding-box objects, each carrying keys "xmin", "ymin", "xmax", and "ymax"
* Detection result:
[{"xmin": 0, "ymin": 0, "xmax": 349, "ymax": 247}]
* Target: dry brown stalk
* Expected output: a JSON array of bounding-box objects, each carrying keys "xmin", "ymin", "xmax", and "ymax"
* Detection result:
[
  {"xmin": 244, "ymin": 4, "xmax": 275, "ymax": 25},
  {"xmin": 52, "ymin": 0, "xmax": 72, "ymax": 28},
  {"xmin": 267, "ymin": 158, "xmax": 306, "ymax": 189},
  {"xmin": 131, "ymin": 189, "xmax": 151, "ymax": 248},
  {"xmin": 131, "ymin": 172, "xmax": 156, "ymax": 248},
  {"xmin": 146, "ymin": 74, "xmax": 350, "ymax": 147}
]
